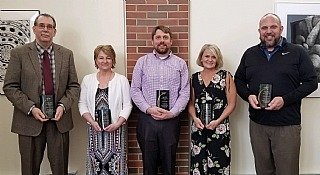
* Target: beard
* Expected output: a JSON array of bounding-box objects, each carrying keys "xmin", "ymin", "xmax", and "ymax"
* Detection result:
[
  {"xmin": 260, "ymin": 35, "xmax": 280, "ymax": 48},
  {"xmin": 155, "ymin": 43, "xmax": 170, "ymax": 55}
]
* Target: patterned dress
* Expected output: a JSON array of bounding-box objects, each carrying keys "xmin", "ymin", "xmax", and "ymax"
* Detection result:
[
  {"xmin": 190, "ymin": 70, "xmax": 231, "ymax": 175},
  {"xmin": 86, "ymin": 87, "xmax": 128, "ymax": 175}
]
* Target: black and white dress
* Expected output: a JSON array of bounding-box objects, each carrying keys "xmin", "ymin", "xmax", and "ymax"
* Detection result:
[
  {"xmin": 190, "ymin": 70, "xmax": 231, "ymax": 175},
  {"xmin": 86, "ymin": 87, "xmax": 128, "ymax": 175}
]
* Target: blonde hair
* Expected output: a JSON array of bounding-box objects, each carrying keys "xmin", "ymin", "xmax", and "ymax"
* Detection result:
[
  {"xmin": 93, "ymin": 45, "xmax": 116, "ymax": 69},
  {"xmin": 196, "ymin": 44, "xmax": 223, "ymax": 69}
]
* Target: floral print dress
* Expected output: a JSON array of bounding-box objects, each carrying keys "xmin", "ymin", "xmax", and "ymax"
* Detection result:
[{"xmin": 190, "ymin": 70, "xmax": 231, "ymax": 175}]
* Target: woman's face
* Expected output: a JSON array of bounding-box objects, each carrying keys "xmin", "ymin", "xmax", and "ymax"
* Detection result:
[
  {"xmin": 95, "ymin": 50, "xmax": 113, "ymax": 71},
  {"xmin": 201, "ymin": 49, "xmax": 217, "ymax": 69}
]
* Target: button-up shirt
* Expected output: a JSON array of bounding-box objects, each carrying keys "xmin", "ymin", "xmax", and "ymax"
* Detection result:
[
  {"xmin": 36, "ymin": 43, "xmax": 56, "ymax": 95},
  {"xmin": 260, "ymin": 37, "xmax": 284, "ymax": 60},
  {"xmin": 130, "ymin": 50, "xmax": 190, "ymax": 117}
]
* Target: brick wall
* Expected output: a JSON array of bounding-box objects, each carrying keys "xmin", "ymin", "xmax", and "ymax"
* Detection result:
[{"xmin": 125, "ymin": 0, "xmax": 190, "ymax": 174}]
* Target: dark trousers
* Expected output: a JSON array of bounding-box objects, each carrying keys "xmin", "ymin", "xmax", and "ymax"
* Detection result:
[
  {"xmin": 18, "ymin": 121, "xmax": 69, "ymax": 175},
  {"xmin": 137, "ymin": 112, "xmax": 180, "ymax": 175},
  {"xmin": 250, "ymin": 120, "xmax": 300, "ymax": 175}
]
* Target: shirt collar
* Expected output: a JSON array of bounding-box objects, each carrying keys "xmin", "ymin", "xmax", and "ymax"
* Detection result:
[
  {"xmin": 153, "ymin": 49, "xmax": 172, "ymax": 60},
  {"xmin": 36, "ymin": 42, "xmax": 53, "ymax": 55},
  {"xmin": 259, "ymin": 36, "xmax": 284, "ymax": 51}
]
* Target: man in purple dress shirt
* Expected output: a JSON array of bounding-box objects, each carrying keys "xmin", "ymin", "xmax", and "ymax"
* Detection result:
[{"xmin": 130, "ymin": 25, "xmax": 190, "ymax": 175}]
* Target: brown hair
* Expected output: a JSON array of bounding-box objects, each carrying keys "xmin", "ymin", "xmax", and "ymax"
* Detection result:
[
  {"xmin": 93, "ymin": 45, "xmax": 116, "ymax": 69},
  {"xmin": 34, "ymin": 13, "xmax": 56, "ymax": 29},
  {"xmin": 151, "ymin": 25, "xmax": 172, "ymax": 39}
]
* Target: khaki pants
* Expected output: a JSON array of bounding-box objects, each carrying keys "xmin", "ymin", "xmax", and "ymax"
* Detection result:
[{"xmin": 250, "ymin": 120, "xmax": 300, "ymax": 175}]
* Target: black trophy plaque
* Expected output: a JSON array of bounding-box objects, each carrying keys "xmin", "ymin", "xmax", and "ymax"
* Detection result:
[
  {"xmin": 96, "ymin": 108, "xmax": 111, "ymax": 129},
  {"xmin": 258, "ymin": 84, "xmax": 272, "ymax": 108},
  {"xmin": 41, "ymin": 95, "xmax": 55, "ymax": 119},
  {"xmin": 156, "ymin": 90, "xmax": 169, "ymax": 110},
  {"xmin": 200, "ymin": 102, "xmax": 213, "ymax": 125}
]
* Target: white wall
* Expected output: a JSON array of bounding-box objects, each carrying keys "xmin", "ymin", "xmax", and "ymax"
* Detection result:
[{"xmin": 0, "ymin": 0, "xmax": 319, "ymax": 174}]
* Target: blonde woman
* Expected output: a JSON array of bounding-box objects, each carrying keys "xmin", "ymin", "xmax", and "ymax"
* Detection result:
[{"xmin": 188, "ymin": 44, "xmax": 237, "ymax": 175}]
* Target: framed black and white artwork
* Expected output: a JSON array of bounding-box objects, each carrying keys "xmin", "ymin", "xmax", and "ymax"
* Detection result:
[
  {"xmin": 0, "ymin": 9, "xmax": 40, "ymax": 94},
  {"xmin": 275, "ymin": 2, "xmax": 320, "ymax": 97}
]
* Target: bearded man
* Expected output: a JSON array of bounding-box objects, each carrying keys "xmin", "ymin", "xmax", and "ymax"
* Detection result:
[
  {"xmin": 234, "ymin": 13, "xmax": 317, "ymax": 175},
  {"xmin": 130, "ymin": 25, "xmax": 190, "ymax": 175}
]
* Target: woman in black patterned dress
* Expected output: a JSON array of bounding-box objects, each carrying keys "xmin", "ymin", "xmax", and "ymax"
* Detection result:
[{"xmin": 188, "ymin": 44, "xmax": 237, "ymax": 175}]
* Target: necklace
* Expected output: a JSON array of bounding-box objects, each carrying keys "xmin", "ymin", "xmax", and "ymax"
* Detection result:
[{"xmin": 98, "ymin": 71, "xmax": 114, "ymax": 88}]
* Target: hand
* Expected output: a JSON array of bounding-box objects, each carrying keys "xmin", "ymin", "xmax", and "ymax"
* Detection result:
[
  {"xmin": 104, "ymin": 123, "xmax": 121, "ymax": 132},
  {"xmin": 193, "ymin": 117, "xmax": 204, "ymax": 130},
  {"xmin": 146, "ymin": 106, "xmax": 162, "ymax": 117},
  {"xmin": 147, "ymin": 106, "xmax": 173, "ymax": 120},
  {"xmin": 265, "ymin": 97, "xmax": 284, "ymax": 110},
  {"xmin": 248, "ymin": 95, "xmax": 261, "ymax": 109},
  {"xmin": 31, "ymin": 107, "xmax": 49, "ymax": 122},
  {"xmin": 91, "ymin": 121, "xmax": 102, "ymax": 132},
  {"xmin": 52, "ymin": 105, "xmax": 64, "ymax": 121},
  {"xmin": 206, "ymin": 120, "xmax": 220, "ymax": 130}
]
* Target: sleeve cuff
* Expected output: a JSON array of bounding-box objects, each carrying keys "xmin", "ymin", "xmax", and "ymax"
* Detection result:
[
  {"xmin": 28, "ymin": 105, "xmax": 35, "ymax": 115},
  {"xmin": 58, "ymin": 103, "xmax": 66, "ymax": 113}
]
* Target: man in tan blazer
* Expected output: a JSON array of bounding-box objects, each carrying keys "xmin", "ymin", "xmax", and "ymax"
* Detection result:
[{"xmin": 3, "ymin": 13, "xmax": 80, "ymax": 175}]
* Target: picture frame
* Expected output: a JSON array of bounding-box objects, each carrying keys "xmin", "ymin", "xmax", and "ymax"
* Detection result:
[
  {"xmin": 0, "ymin": 9, "xmax": 40, "ymax": 95},
  {"xmin": 275, "ymin": 2, "xmax": 320, "ymax": 97}
]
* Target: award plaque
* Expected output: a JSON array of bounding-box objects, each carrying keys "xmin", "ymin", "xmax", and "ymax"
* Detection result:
[
  {"xmin": 258, "ymin": 84, "xmax": 272, "ymax": 108},
  {"xmin": 156, "ymin": 90, "xmax": 169, "ymax": 110},
  {"xmin": 96, "ymin": 108, "xmax": 111, "ymax": 129},
  {"xmin": 199, "ymin": 102, "xmax": 213, "ymax": 125},
  {"xmin": 40, "ymin": 95, "xmax": 55, "ymax": 119}
]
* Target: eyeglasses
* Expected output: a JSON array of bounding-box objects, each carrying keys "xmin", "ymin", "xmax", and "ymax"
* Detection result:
[{"xmin": 37, "ymin": 23, "xmax": 55, "ymax": 30}]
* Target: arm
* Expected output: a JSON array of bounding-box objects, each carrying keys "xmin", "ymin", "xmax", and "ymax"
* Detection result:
[
  {"xmin": 234, "ymin": 52, "xmax": 261, "ymax": 109},
  {"xmin": 78, "ymin": 76, "xmax": 102, "ymax": 131},
  {"xmin": 78, "ymin": 75, "xmax": 90, "ymax": 117},
  {"xmin": 82, "ymin": 112, "xmax": 102, "ymax": 132},
  {"xmin": 3, "ymin": 48, "xmax": 35, "ymax": 114},
  {"xmin": 188, "ymin": 78, "xmax": 204, "ymax": 129},
  {"xmin": 217, "ymin": 73, "xmax": 237, "ymax": 121},
  {"xmin": 58, "ymin": 51, "xmax": 80, "ymax": 111},
  {"xmin": 170, "ymin": 61, "xmax": 190, "ymax": 117},
  {"xmin": 4, "ymin": 48, "xmax": 49, "ymax": 122},
  {"xmin": 106, "ymin": 76, "xmax": 132, "ymax": 132},
  {"xmin": 118, "ymin": 76, "xmax": 133, "ymax": 120},
  {"xmin": 234, "ymin": 53, "xmax": 251, "ymax": 102},
  {"xmin": 282, "ymin": 48, "xmax": 318, "ymax": 105},
  {"xmin": 130, "ymin": 57, "xmax": 151, "ymax": 113}
]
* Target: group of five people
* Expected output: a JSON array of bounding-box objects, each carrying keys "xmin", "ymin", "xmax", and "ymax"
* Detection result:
[{"xmin": 3, "ymin": 12, "xmax": 317, "ymax": 175}]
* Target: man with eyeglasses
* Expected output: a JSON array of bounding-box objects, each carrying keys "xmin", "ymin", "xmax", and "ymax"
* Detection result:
[{"xmin": 3, "ymin": 13, "xmax": 80, "ymax": 175}]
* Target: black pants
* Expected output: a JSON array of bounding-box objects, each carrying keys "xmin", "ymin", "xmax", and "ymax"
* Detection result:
[
  {"xmin": 18, "ymin": 121, "xmax": 69, "ymax": 175},
  {"xmin": 137, "ymin": 112, "xmax": 180, "ymax": 175}
]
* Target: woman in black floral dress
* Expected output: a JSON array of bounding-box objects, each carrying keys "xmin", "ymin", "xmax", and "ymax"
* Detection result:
[{"xmin": 188, "ymin": 44, "xmax": 237, "ymax": 175}]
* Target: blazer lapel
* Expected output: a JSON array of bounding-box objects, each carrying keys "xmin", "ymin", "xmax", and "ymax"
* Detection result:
[
  {"xmin": 28, "ymin": 41, "xmax": 42, "ymax": 80},
  {"xmin": 53, "ymin": 44, "xmax": 62, "ymax": 95}
]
